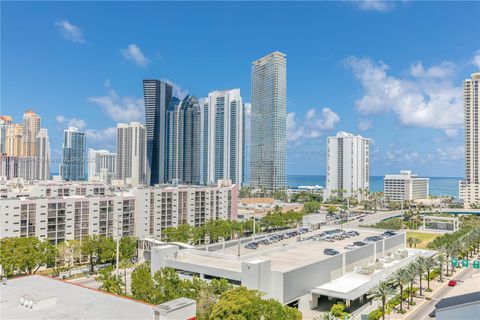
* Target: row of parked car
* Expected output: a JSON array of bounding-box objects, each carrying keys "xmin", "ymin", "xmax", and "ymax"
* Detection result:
[
  {"xmin": 343, "ymin": 230, "xmax": 399, "ymax": 251},
  {"xmin": 244, "ymin": 227, "xmax": 311, "ymax": 250}
]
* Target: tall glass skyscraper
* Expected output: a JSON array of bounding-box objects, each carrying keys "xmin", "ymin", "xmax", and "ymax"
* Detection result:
[
  {"xmin": 250, "ymin": 51, "xmax": 287, "ymax": 190},
  {"xmin": 204, "ymin": 89, "xmax": 245, "ymax": 186},
  {"xmin": 167, "ymin": 95, "xmax": 202, "ymax": 185},
  {"xmin": 460, "ymin": 72, "xmax": 480, "ymax": 208},
  {"xmin": 60, "ymin": 127, "xmax": 85, "ymax": 181},
  {"xmin": 143, "ymin": 79, "xmax": 173, "ymax": 186}
]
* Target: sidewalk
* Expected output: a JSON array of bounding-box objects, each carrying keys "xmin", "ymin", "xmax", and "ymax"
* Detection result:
[{"xmin": 389, "ymin": 267, "xmax": 466, "ymax": 320}]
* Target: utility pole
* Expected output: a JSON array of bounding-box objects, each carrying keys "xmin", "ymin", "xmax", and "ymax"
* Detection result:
[
  {"xmin": 401, "ymin": 201, "xmax": 404, "ymax": 220},
  {"xmin": 347, "ymin": 198, "xmax": 350, "ymax": 225},
  {"xmin": 115, "ymin": 216, "xmax": 121, "ymax": 279}
]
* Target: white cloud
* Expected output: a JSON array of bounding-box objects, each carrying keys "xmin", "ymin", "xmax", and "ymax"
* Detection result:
[
  {"xmin": 409, "ymin": 61, "xmax": 456, "ymax": 79},
  {"xmin": 351, "ymin": 0, "xmax": 395, "ymax": 12},
  {"xmin": 386, "ymin": 149, "xmax": 419, "ymax": 163},
  {"xmin": 85, "ymin": 127, "xmax": 116, "ymax": 141},
  {"xmin": 54, "ymin": 20, "xmax": 85, "ymax": 43},
  {"xmin": 358, "ymin": 118, "xmax": 372, "ymax": 131},
  {"xmin": 56, "ymin": 115, "xmax": 86, "ymax": 130},
  {"xmin": 346, "ymin": 56, "xmax": 463, "ymax": 135},
  {"xmin": 434, "ymin": 146, "xmax": 464, "ymax": 162},
  {"xmin": 55, "ymin": 115, "xmax": 66, "ymax": 123},
  {"xmin": 121, "ymin": 44, "xmax": 149, "ymax": 68},
  {"xmin": 287, "ymin": 107, "xmax": 340, "ymax": 142},
  {"xmin": 88, "ymin": 88, "xmax": 144, "ymax": 123},
  {"xmin": 161, "ymin": 79, "xmax": 188, "ymax": 99},
  {"xmin": 473, "ymin": 50, "xmax": 480, "ymax": 69}
]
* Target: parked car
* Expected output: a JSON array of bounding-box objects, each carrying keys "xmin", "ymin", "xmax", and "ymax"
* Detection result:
[
  {"xmin": 353, "ymin": 241, "xmax": 367, "ymax": 247},
  {"xmin": 322, "ymin": 236, "xmax": 335, "ymax": 242},
  {"xmin": 383, "ymin": 230, "xmax": 398, "ymax": 237},
  {"xmin": 324, "ymin": 248, "xmax": 340, "ymax": 255},
  {"xmin": 257, "ymin": 239, "xmax": 271, "ymax": 245},
  {"xmin": 245, "ymin": 242, "xmax": 258, "ymax": 250},
  {"xmin": 344, "ymin": 245, "xmax": 356, "ymax": 250},
  {"xmin": 448, "ymin": 280, "xmax": 457, "ymax": 287},
  {"xmin": 359, "ymin": 218, "xmax": 364, "ymax": 222}
]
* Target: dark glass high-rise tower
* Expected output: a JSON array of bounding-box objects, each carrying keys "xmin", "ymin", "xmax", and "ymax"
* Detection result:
[
  {"xmin": 167, "ymin": 95, "xmax": 202, "ymax": 185},
  {"xmin": 143, "ymin": 80, "xmax": 173, "ymax": 186}
]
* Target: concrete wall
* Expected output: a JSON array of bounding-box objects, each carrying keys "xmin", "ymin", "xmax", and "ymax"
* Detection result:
[
  {"xmin": 345, "ymin": 244, "xmax": 375, "ymax": 273},
  {"xmin": 282, "ymin": 254, "xmax": 343, "ymax": 304}
]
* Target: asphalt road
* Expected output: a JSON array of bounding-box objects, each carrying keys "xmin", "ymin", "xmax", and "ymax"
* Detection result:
[
  {"xmin": 406, "ymin": 267, "xmax": 476, "ymax": 320},
  {"xmin": 343, "ymin": 210, "xmax": 403, "ymax": 227}
]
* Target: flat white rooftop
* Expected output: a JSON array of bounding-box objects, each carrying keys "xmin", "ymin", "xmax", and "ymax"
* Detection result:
[
  {"xmin": 0, "ymin": 275, "xmax": 154, "ymax": 320},
  {"xmin": 175, "ymin": 227, "xmax": 401, "ymax": 273},
  {"xmin": 311, "ymin": 248, "xmax": 436, "ymax": 300}
]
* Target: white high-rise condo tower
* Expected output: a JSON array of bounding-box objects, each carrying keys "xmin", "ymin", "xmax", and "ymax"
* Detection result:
[
  {"xmin": 116, "ymin": 122, "xmax": 146, "ymax": 186},
  {"xmin": 326, "ymin": 131, "xmax": 370, "ymax": 201},
  {"xmin": 460, "ymin": 72, "xmax": 480, "ymax": 208},
  {"xmin": 204, "ymin": 89, "xmax": 245, "ymax": 186},
  {"xmin": 35, "ymin": 128, "xmax": 50, "ymax": 180},
  {"xmin": 88, "ymin": 149, "xmax": 116, "ymax": 183},
  {"xmin": 250, "ymin": 51, "xmax": 287, "ymax": 190},
  {"xmin": 22, "ymin": 110, "xmax": 40, "ymax": 157}
]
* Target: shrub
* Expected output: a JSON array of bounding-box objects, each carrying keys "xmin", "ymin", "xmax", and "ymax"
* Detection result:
[
  {"xmin": 428, "ymin": 269, "xmax": 440, "ymax": 281},
  {"xmin": 330, "ymin": 303, "xmax": 345, "ymax": 317},
  {"xmin": 388, "ymin": 297, "xmax": 401, "ymax": 308},
  {"xmin": 368, "ymin": 309, "xmax": 383, "ymax": 320}
]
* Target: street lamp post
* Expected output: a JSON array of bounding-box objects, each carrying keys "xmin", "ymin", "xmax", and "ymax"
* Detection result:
[{"xmin": 112, "ymin": 216, "xmax": 121, "ymax": 279}]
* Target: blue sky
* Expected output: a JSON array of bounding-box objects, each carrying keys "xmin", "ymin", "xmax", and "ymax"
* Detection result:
[{"xmin": 2, "ymin": 1, "xmax": 479, "ymax": 177}]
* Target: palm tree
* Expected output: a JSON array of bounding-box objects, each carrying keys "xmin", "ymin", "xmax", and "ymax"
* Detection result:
[
  {"xmin": 389, "ymin": 268, "xmax": 410, "ymax": 312},
  {"xmin": 423, "ymin": 256, "xmax": 436, "ymax": 291},
  {"xmin": 414, "ymin": 257, "xmax": 427, "ymax": 296},
  {"xmin": 407, "ymin": 237, "xmax": 415, "ymax": 248},
  {"xmin": 436, "ymin": 253, "xmax": 447, "ymax": 282},
  {"xmin": 406, "ymin": 264, "xmax": 417, "ymax": 306},
  {"xmin": 413, "ymin": 238, "xmax": 422, "ymax": 248},
  {"xmin": 367, "ymin": 281, "xmax": 394, "ymax": 320},
  {"xmin": 445, "ymin": 242, "xmax": 459, "ymax": 276}
]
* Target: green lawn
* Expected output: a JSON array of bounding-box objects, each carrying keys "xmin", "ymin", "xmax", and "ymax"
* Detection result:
[{"xmin": 406, "ymin": 231, "xmax": 440, "ymax": 249}]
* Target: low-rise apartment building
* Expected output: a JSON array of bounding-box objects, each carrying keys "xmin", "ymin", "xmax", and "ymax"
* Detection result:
[
  {"xmin": 384, "ymin": 170, "xmax": 429, "ymax": 201},
  {"xmin": 0, "ymin": 181, "xmax": 238, "ymax": 244}
]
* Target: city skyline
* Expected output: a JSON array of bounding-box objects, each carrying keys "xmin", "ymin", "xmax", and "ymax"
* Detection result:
[{"xmin": 2, "ymin": 2, "xmax": 480, "ymax": 177}]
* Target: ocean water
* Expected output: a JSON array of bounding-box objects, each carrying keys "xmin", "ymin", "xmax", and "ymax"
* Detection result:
[{"xmin": 287, "ymin": 175, "xmax": 461, "ymax": 198}]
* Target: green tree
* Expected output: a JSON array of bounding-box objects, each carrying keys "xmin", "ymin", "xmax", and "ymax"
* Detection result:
[
  {"xmin": 98, "ymin": 236, "xmax": 116, "ymax": 263},
  {"xmin": 197, "ymin": 284, "xmax": 216, "ymax": 320},
  {"xmin": 81, "ymin": 235, "xmax": 101, "ymax": 272},
  {"xmin": 423, "ymin": 256, "xmax": 436, "ymax": 291},
  {"xmin": 407, "ymin": 237, "xmax": 415, "ymax": 248},
  {"xmin": 389, "ymin": 268, "xmax": 409, "ymax": 313},
  {"xmin": 326, "ymin": 206, "xmax": 338, "ymax": 215},
  {"xmin": 304, "ymin": 201, "xmax": 321, "ymax": 214},
  {"xmin": 209, "ymin": 287, "xmax": 301, "ymax": 320},
  {"xmin": 56, "ymin": 240, "xmax": 81, "ymax": 276},
  {"xmin": 367, "ymin": 281, "xmax": 394, "ymax": 320},
  {"xmin": 119, "ymin": 236, "xmax": 137, "ymax": 291},
  {"xmin": 152, "ymin": 267, "xmax": 184, "ymax": 303},
  {"xmin": 97, "ymin": 266, "xmax": 125, "ymax": 295},
  {"xmin": 131, "ymin": 262, "xmax": 156, "ymax": 303},
  {"xmin": 414, "ymin": 257, "xmax": 427, "ymax": 296},
  {"xmin": 436, "ymin": 253, "xmax": 447, "ymax": 282},
  {"xmin": 0, "ymin": 237, "xmax": 55, "ymax": 277}
]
